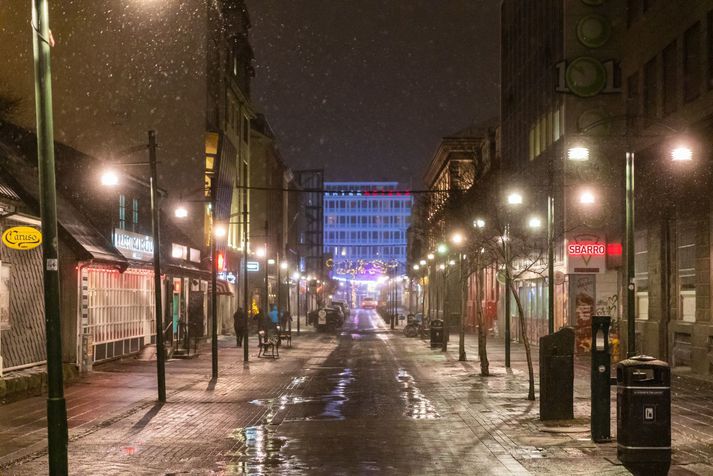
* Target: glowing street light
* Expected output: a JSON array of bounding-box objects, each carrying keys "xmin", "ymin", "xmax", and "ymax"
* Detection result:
[
  {"xmin": 280, "ymin": 261, "xmax": 289, "ymax": 270},
  {"xmin": 507, "ymin": 192, "xmax": 523, "ymax": 205},
  {"xmin": 567, "ymin": 146, "xmax": 590, "ymax": 161},
  {"xmin": 100, "ymin": 169, "xmax": 120, "ymax": 187},
  {"xmin": 437, "ymin": 243, "xmax": 448, "ymax": 254},
  {"xmin": 214, "ymin": 224, "xmax": 227, "ymax": 238},
  {"xmin": 412, "ymin": 264, "xmax": 420, "ymax": 271},
  {"xmin": 671, "ymin": 146, "xmax": 693, "ymax": 162},
  {"xmin": 419, "ymin": 259, "xmax": 427, "ymax": 266},
  {"xmin": 528, "ymin": 216, "xmax": 542, "ymax": 229},
  {"xmin": 427, "ymin": 253, "xmax": 435, "ymax": 261},
  {"xmin": 256, "ymin": 247, "xmax": 266, "ymax": 258},
  {"xmin": 174, "ymin": 205, "xmax": 188, "ymax": 218},
  {"xmin": 267, "ymin": 258, "xmax": 276, "ymax": 265},
  {"xmin": 450, "ymin": 231, "xmax": 465, "ymax": 246},
  {"xmin": 579, "ymin": 190, "xmax": 596, "ymax": 205},
  {"xmin": 473, "ymin": 218, "xmax": 486, "ymax": 229}
]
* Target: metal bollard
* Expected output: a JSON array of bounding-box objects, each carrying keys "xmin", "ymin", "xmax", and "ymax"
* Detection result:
[{"xmin": 591, "ymin": 316, "xmax": 612, "ymax": 442}]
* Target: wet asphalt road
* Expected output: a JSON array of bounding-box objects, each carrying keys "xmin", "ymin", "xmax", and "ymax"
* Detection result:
[{"xmin": 234, "ymin": 309, "xmax": 517, "ymax": 475}]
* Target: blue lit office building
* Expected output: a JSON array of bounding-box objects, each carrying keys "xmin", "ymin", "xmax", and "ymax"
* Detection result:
[{"xmin": 324, "ymin": 182, "xmax": 412, "ymax": 294}]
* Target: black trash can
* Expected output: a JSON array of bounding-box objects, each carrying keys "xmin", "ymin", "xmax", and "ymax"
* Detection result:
[
  {"xmin": 616, "ymin": 355, "xmax": 671, "ymax": 475},
  {"xmin": 430, "ymin": 319, "xmax": 444, "ymax": 348}
]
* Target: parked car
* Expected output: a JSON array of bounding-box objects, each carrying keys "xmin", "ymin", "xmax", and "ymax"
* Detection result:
[
  {"xmin": 308, "ymin": 307, "xmax": 344, "ymax": 332},
  {"xmin": 360, "ymin": 298, "xmax": 377, "ymax": 309},
  {"xmin": 331, "ymin": 300, "xmax": 350, "ymax": 318}
]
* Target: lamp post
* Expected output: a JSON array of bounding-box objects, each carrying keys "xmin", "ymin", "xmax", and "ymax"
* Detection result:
[
  {"xmin": 504, "ymin": 191, "xmax": 523, "ymax": 368},
  {"xmin": 100, "ymin": 131, "xmax": 167, "ymax": 398},
  {"xmin": 426, "ymin": 253, "xmax": 435, "ymax": 320},
  {"xmin": 450, "ymin": 232, "xmax": 467, "ymax": 362},
  {"xmin": 31, "ymin": 1, "xmax": 68, "ymax": 471},
  {"xmin": 568, "ymin": 143, "xmax": 693, "ymax": 358}
]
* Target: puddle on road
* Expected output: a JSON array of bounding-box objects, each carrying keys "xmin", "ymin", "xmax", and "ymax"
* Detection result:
[
  {"xmin": 249, "ymin": 368, "xmax": 355, "ymax": 422},
  {"xmin": 227, "ymin": 425, "xmax": 307, "ymax": 475},
  {"xmin": 396, "ymin": 368, "xmax": 440, "ymax": 419},
  {"xmin": 287, "ymin": 376, "xmax": 308, "ymax": 390}
]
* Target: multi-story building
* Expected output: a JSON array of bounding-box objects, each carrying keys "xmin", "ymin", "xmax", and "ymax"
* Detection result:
[
  {"xmin": 620, "ymin": 0, "xmax": 713, "ymax": 373},
  {"xmin": 0, "ymin": 1, "xmax": 257, "ymax": 367},
  {"xmin": 324, "ymin": 182, "xmax": 412, "ymax": 301},
  {"xmin": 497, "ymin": 0, "xmax": 713, "ymax": 372},
  {"xmin": 500, "ymin": 0, "xmax": 627, "ymax": 351}
]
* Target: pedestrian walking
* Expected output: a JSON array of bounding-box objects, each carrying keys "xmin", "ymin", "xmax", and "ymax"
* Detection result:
[
  {"xmin": 233, "ymin": 307, "xmax": 246, "ymax": 347},
  {"xmin": 269, "ymin": 304, "xmax": 279, "ymax": 326}
]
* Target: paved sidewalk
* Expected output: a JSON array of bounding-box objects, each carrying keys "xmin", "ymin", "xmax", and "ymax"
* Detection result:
[
  {"xmin": 408, "ymin": 331, "xmax": 713, "ymax": 475},
  {"xmin": 0, "ymin": 330, "xmax": 331, "ymax": 474}
]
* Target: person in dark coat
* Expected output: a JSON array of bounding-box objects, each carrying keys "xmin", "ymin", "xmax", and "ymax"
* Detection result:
[{"xmin": 233, "ymin": 307, "xmax": 246, "ymax": 347}]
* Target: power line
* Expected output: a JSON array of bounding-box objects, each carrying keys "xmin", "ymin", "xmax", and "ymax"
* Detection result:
[{"xmin": 234, "ymin": 184, "xmax": 467, "ymax": 195}]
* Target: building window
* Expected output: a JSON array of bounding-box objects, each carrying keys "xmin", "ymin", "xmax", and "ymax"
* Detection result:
[
  {"xmin": 643, "ymin": 57, "xmax": 658, "ymax": 122},
  {"xmin": 132, "ymin": 198, "xmax": 139, "ymax": 232},
  {"xmin": 683, "ymin": 22, "xmax": 701, "ymax": 102},
  {"xmin": 118, "ymin": 194, "xmax": 126, "ymax": 230},
  {"xmin": 635, "ymin": 230, "xmax": 648, "ymax": 293},
  {"xmin": 677, "ymin": 221, "xmax": 696, "ymax": 322},
  {"xmin": 663, "ymin": 41, "xmax": 678, "ymax": 115}
]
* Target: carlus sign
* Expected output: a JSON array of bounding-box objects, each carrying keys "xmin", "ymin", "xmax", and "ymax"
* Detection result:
[{"xmin": 2, "ymin": 226, "xmax": 43, "ymax": 250}]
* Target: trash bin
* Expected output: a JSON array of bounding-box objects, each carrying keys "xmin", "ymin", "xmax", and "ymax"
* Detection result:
[
  {"xmin": 430, "ymin": 319, "xmax": 444, "ymax": 348},
  {"xmin": 616, "ymin": 355, "xmax": 671, "ymax": 474},
  {"xmin": 539, "ymin": 327, "xmax": 574, "ymax": 421}
]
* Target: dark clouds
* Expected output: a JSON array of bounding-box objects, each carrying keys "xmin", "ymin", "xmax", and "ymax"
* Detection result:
[{"xmin": 246, "ymin": 0, "xmax": 500, "ymax": 185}]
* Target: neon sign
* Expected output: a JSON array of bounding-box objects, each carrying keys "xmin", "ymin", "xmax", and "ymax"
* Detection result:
[{"xmin": 567, "ymin": 242, "xmax": 606, "ymax": 256}]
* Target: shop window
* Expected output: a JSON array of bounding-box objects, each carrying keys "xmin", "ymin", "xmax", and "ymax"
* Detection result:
[
  {"xmin": 663, "ymin": 41, "xmax": 678, "ymax": 115},
  {"xmin": 677, "ymin": 221, "xmax": 696, "ymax": 322},
  {"xmin": 635, "ymin": 230, "xmax": 649, "ymax": 320},
  {"xmin": 684, "ymin": 22, "xmax": 702, "ymax": 102}
]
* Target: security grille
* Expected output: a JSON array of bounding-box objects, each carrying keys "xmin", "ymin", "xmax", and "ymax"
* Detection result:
[{"xmin": 82, "ymin": 267, "xmax": 155, "ymax": 362}]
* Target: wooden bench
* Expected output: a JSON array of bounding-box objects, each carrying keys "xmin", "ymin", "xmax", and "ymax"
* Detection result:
[
  {"xmin": 257, "ymin": 330, "xmax": 280, "ymax": 358},
  {"xmin": 276, "ymin": 325, "xmax": 292, "ymax": 348}
]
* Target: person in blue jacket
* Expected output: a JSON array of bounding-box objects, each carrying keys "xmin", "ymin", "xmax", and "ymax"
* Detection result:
[{"xmin": 269, "ymin": 304, "xmax": 279, "ymax": 326}]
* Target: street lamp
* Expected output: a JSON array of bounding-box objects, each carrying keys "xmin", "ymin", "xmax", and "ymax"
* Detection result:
[
  {"xmin": 579, "ymin": 189, "xmax": 597, "ymax": 205},
  {"xmin": 449, "ymin": 231, "xmax": 467, "ymax": 360},
  {"xmin": 504, "ymin": 191, "xmax": 523, "ymax": 367},
  {"xmin": 174, "ymin": 205, "xmax": 188, "ymax": 219},
  {"xmin": 473, "ymin": 218, "xmax": 486, "ymax": 229},
  {"xmin": 568, "ymin": 143, "xmax": 694, "ymax": 357},
  {"xmin": 528, "ymin": 216, "xmax": 542, "ymax": 229},
  {"xmin": 507, "ymin": 191, "xmax": 524, "ymax": 205},
  {"xmin": 100, "ymin": 131, "xmax": 166, "ymax": 400},
  {"xmin": 31, "ymin": 2, "xmax": 67, "ymax": 469},
  {"xmin": 214, "ymin": 224, "xmax": 227, "ymax": 238},
  {"xmin": 100, "ymin": 169, "xmax": 119, "ymax": 187}
]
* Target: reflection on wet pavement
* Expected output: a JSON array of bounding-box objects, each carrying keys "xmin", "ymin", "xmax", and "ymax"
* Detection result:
[
  {"xmin": 316, "ymin": 368, "xmax": 354, "ymax": 420},
  {"xmin": 228, "ymin": 425, "xmax": 306, "ymax": 475},
  {"xmin": 396, "ymin": 368, "xmax": 440, "ymax": 419}
]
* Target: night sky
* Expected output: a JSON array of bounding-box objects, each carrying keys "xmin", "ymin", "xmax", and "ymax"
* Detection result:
[{"xmin": 246, "ymin": 0, "xmax": 500, "ymax": 186}]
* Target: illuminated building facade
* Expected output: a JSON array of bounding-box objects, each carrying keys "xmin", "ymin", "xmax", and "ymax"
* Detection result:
[{"xmin": 324, "ymin": 182, "xmax": 412, "ymax": 286}]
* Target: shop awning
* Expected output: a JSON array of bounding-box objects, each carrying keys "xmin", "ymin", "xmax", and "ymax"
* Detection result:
[{"xmin": 208, "ymin": 279, "xmax": 233, "ymax": 295}]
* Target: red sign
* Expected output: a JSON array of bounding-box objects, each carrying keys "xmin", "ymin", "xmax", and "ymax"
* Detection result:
[
  {"xmin": 217, "ymin": 252, "xmax": 225, "ymax": 271},
  {"xmin": 567, "ymin": 242, "xmax": 606, "ymax": 256}
]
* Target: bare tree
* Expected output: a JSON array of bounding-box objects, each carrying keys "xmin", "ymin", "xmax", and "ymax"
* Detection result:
[{"xmin": 485, "ymin": 221, "xmax": 545, "ymax": 401}]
